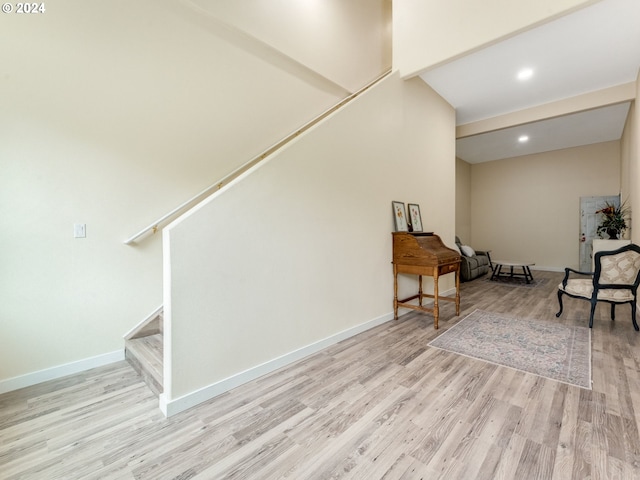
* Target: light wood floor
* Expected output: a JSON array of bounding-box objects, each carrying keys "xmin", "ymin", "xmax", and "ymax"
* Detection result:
[{"xmin": 2, "ymin": 271, "xmax": 640, "ymax": 479}]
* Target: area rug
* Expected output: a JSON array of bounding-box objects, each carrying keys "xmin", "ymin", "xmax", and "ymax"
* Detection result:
[
  {"xmin": 482, "ymin": 277, "xmax": 550, "ymax": 288},
  {"xmin": 427, "ymin": 309, "xmax": 591, "ymax": 389}
]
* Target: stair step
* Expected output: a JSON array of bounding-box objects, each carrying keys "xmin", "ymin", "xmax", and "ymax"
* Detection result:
[{"xmin": 125, "ymin": 333, "xmax": 163, "ymax": 395}]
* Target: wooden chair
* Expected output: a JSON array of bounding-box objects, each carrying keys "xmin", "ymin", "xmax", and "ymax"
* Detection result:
[{"xmin": 556, "ymin": 243, "xmax": 640, "ymax": 330}]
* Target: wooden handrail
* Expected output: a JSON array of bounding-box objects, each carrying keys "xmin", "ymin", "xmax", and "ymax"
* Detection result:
[{"xmin": 124, "ymin": 69, "xmax": 392, "ymax": 245}]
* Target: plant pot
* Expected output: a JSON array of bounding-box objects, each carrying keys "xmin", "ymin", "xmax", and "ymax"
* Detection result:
[{"xmin": 607, "ymin": 229, "xmax": 619, "ymax": 239}]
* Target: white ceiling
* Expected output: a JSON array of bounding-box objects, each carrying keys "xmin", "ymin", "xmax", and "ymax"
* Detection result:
[
  {"xmin": 456, "ymin": 102, "xmax": 631, "ymax": 163},
  {"xmin": 420, "ymin": 0, "xmax": 640, "ymax": 164}
]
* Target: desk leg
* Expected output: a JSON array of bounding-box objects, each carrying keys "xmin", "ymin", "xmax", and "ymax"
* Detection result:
[
  {"xmin": 393, "ymin": 264, "xmax": 398, "ymax": 320},
  {"xmin": 433, "ymin": 271, "xmax": 440, "ymax": 330},
  {"xmin": 455, "ymin": 268, "xmax": 460, "ymax": 316}
]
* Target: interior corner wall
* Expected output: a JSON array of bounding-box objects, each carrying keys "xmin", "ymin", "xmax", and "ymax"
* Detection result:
[
  {"xmin": 163, "ymin": 73, "xmax": 456, "ymax": 406},
  {"xmin": 455, "ymin": 158, "xmax": 472, "ymax": 242},
  {"xmin": 623, "ymin": 73, "xmax": 639, "ymax": 245},
  {"xmin": 470, "ymin": 141, "xmax": 621, "ymax": 271},
  {"xmin": 621, "ymin": 102, "xmax": 634, "ymax": 223},
  {"xmin": 392, "ymin": 0, "xmax": 595, "ymax": 77}
]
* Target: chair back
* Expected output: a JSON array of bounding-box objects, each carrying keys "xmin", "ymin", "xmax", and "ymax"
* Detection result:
[{"xmin": 594, "ymin": 244, "xmax": 640, "ymax": 289}]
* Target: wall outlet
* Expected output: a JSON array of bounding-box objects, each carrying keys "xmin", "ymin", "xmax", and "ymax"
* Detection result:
[{"xmin": 73, "ymin": 223, "xmax": 86, "ymax": 238}]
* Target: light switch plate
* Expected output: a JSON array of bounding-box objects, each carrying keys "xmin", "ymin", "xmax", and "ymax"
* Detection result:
[{"xmin": 74, "ymin": 223, "xmax": 86, "ymax": 238}]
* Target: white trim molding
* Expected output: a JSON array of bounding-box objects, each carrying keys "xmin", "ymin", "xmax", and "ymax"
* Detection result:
[
  {"xmin": 0, "ymin": 350, "xmax": 125, "ymax": 395},
  {"xmin": 530, "ymin": 266, "xmax": 565, "ymax": 272},
  {"xmin": 159, "ymin": 311, "xmax": 396, "ymax": 417}
]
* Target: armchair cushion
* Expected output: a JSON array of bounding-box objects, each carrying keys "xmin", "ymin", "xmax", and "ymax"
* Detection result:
[
  {"xmin": 559, "ymin": 278, "xmax": 635, "ymax": 302},
  {"xmin": 601, "ymin": 251, "xmax": 640, "ymax": 284},
  {"xmin": 460, "ymin": 245, "xmax": 476, "ymax": 257}
]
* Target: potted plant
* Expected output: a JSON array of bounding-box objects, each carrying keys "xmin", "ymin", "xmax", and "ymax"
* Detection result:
[{"xmin": 596, "ymin": 200, "xmax": 630, "ymax": 239}]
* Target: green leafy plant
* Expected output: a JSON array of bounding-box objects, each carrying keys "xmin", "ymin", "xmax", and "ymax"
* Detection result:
[{"xmin": 596, "ymin": 200, "xmax": 630, "ymax": 239}]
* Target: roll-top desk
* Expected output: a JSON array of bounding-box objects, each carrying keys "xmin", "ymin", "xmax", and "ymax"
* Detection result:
[{"xmin": 392, "ymin": 232, "xmax": 461, "ymax": 329}]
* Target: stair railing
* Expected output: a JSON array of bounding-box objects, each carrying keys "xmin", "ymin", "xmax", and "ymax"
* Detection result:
[{"xmin": 123, "ymin": 69, "xmax": 392, "ymax": 245}]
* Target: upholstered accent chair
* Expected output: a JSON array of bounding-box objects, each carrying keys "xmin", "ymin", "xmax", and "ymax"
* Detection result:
[
  {"xmin": 455, "ymin": 236, "xmax": 491, "ymax": 282},
  {"xmin": 556, "ymin": 243, "xmax": 640, "ymax": 330}
]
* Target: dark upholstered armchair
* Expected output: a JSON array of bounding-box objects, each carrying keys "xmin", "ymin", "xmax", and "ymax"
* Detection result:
[
  {"xmin": 556, "ymin": 243, "xmax": 640, "ymax": 330},
  {"xmin": 455, "ymin": 236, "xmax": 491, "ymax": 282}
]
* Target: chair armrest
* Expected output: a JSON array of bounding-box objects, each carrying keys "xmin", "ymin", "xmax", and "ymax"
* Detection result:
[
  {"xmin": 475, "ymin": 250, "xmax": 489, "ymax": 256},
  {"xmin": 561, "ymin": 267, "xmax": 593, "ymax": 288}
]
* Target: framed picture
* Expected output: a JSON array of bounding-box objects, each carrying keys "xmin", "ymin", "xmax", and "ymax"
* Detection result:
[
  {"xmin": 392, "ymin": 201, "xmax": 408, "ymax": 232},
  {"xmin": 408, "ymin": 203, "xmax": 423, "ymax": 232}
]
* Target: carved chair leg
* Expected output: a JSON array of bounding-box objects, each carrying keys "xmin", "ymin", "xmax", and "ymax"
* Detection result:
[
  {"xmin": 589, "ymin": 300, "xmax": 597, "ymax": 328},
  {"xmin": 555, "ymin": 290, "xmax": 564, "ymax": 318}
]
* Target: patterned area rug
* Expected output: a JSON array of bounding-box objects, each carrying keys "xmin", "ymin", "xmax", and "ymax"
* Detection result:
[
  {"xmin": 482, "ymin": 276, "xmax": 550, "ymax": 288},
  {"xmin": 428, "ymin": 309, "xmax": 591, "ymax": 389}
]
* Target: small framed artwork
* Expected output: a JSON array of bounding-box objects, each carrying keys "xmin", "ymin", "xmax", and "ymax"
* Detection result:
[
  {"xmin": 392, "ymin": 201, "xmax": 408, "ymax": 232},
  {"xmin": 408, "ymin": 203, "xmax": 423, "ymax": 232}
]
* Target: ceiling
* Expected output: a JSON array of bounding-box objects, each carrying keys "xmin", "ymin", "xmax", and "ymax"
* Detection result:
[{"xmin": 420, "ymin": 0, "xmax": 640, "ymax": 164}]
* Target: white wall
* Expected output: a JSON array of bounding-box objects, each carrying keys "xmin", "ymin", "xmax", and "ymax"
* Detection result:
[
  {"xmin": 469, "ymin": 141, "xmax": 621, "ymax": 270},
  {"xmin": 187, "ymin": 0, "xmax": 392, "ymax": 93},
  {"xmin": 163, "ymin": 73, "xmax": 456, "ymax": 411},
  {"xmin": 0, "ymin": 0, "xmax": 389, "ymax": 386},
  {"xmin": 393, "ymin": 0, "xmax": 596, "ymax": 77}
]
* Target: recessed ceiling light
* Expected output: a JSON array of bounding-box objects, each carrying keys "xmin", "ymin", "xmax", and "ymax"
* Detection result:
[
  {"xmin": 518, "ymin": 135, "xmax": 529, "ymax": 143},
  {"xmin": 517, "ymin": 68, "xmax": 534, "ymax": 81}
]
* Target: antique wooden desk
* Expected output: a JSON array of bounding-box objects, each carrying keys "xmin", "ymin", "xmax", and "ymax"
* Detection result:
[{"xmin": 392, "ymin": 232, "xmax": 461, "ymax": 329}]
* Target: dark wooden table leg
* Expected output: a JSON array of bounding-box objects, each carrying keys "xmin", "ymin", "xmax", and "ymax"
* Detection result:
[
  {"xmin": 455, "ymin": 268, "xmax": 460, "ymax": 316},
  {"xmin": 491, "ymin": 263, "xmax": 501, "ymax": 280},
  {"xmin": 524, "ymin": 266, "xmax": 534, "ymax": 283},
  {"xmin": 433, "ymin": 271, "xmax": 439, "ymax": 330},
  {"xmin": 393, "ymin": 264, "xmax": 398, "ymax": 320}
]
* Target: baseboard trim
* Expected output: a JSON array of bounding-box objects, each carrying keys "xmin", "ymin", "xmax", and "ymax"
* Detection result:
[
  {"xmin": 530, "ymin": 266, "xmax": 565, "ymax": 273},
  {"xmin": 159, "ymin": 311, "xmax": 395, "ymax": 417},
  {"xmin": 159, "ymin": 288, "xmax": 460, "ymax": 417},
  {"xmin": 0, "ymin": 350, "xmax": 125, "ymax": 395}
]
